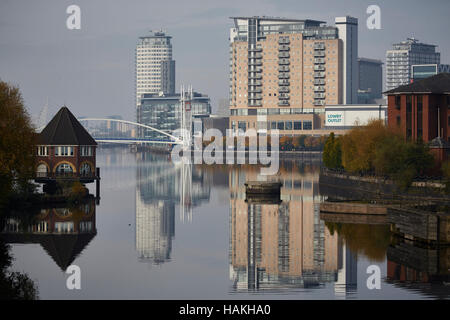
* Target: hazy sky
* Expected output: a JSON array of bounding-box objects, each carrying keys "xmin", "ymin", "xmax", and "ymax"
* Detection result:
[{"xmin": 1, "ymin": 0, "xmax": 449, "ymax": 123}]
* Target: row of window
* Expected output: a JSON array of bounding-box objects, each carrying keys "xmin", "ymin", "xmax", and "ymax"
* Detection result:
[
  {"xmin": 232, "ymin": 120, "xmax": 313, "ymax": 131},
  {"xmin": 36, "ymin": 146, "xmax": 94, "ymax": 157},
  {"xmin": 230, "ymin": 107, "xmax": 324, "ymax": 115}
]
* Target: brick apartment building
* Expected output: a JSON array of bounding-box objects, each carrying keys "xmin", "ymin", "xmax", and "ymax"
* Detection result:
[{"xmin": 384, "ymin": 73, "xmax": 450, "ymax": 143}]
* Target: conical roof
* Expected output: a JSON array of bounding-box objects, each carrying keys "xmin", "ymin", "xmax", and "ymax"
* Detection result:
[{"xmin": 39, "ymin": 106, "xmax": 97, "ymax": 145}]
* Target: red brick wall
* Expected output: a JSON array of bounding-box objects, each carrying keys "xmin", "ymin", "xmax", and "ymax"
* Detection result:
[
  {"xmin": 36, "ymin": 145, "xmax": 96, "ymax": 175},
  {"xmin": 387, "ymin": 93, "xmax": 449, "ymax": 143}
]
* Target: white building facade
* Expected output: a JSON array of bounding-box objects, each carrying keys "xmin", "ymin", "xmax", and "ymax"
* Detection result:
[
  {"xmin": 386, "ymin": 38, "xmax": 440, "ymax": 91},
  {"xmin": 135, "ymin": 31, "xmax": 175, "ymax": 111}
]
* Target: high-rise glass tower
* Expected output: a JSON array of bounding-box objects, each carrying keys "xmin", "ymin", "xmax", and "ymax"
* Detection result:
[
  {"xmin": 386, "ymin": 38, "xmax": 440, "ymax": 91},
  {"xmin": 135, "ymin": 31, "xmax": 175, "ymax": 119}
]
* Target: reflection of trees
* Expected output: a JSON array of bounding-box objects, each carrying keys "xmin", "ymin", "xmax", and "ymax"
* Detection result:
[
  {"xmin": 0, "ymin": 240, "xmax": 38, "ymax": 300},
  {"xmin": 325, "ymin": 222, "xmax": 390, "ymax": 262}
]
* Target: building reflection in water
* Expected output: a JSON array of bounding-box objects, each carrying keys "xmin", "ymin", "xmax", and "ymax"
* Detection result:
[
  {"xmin": 0, "ymin": 199, "xmax": 97, "ymax": 271},
  {"xmin": 135, "ymin": 152, "xmax": 210, "ymax": 265},
  {"xmin": 387, "ymin": 238, "xmax": 450, "ymax": 299},
  {"xmin": 229, "ymin": 162, "xmax": 357, "ymax": 295}
]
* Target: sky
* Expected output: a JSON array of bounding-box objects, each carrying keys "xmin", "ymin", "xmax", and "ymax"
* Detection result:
[{"xmin": 1, "ymin": 0, "xmax": 450, "ymax": 123}]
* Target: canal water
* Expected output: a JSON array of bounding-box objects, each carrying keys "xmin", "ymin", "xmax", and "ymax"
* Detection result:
[{"xmin": 1, "ymin": 146, "xmax": 449, "ymax": 299}]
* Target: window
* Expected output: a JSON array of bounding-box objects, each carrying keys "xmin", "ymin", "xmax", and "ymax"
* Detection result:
[
  {"xmin": 271, "ymin": 122, "xmax": 277, "ymax": 130},
  {"xmin": 395, "ymin": 96, "xmax": 401, "ymax": 110},
  {"xmin": 55, "ymin": 146, "xmax": 73, "ymax": 156},
  {"xmin": 303, "ymin": 121, "xmax": 312, "ymax": 130},
  {"xmin": 80, "ymin": 146, "xmax": 93, "ymax": 156},
  {"xmin": 55, "ymin": 163, "xmax": 73, "ymax": 174},
  {"xmin": 406, "ymin": 95, "xmax": 412, "ymax": 140},
  {"xmin": 396, "ymin": 116, "xmax": 401, "ymax": 126},
  {"xmin": 80, "ymin": 163, "xmax": 92, "ymax": 176},
  {"xmin": 285, "ymin": 121, "xmax": 292, "ymax": 130},
  {"xmin": 37, "ymin": 146, "xmax": 48, "ymax": 156},
  {"xmin": 277, "ymin": 121, "xmax": 284, "ymax": 130},
  {"xmin": 294, "ymin": 121, "xmax": 302, "ymax": 130}
]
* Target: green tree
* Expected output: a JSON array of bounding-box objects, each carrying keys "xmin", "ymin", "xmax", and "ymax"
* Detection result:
[
  {"xmin": 0, "ymin": 81, "xmax": 37, "ymax": 208},
  {"xmin": 323, "ymin": 132, "xmax": 342, "ymax": 169}
]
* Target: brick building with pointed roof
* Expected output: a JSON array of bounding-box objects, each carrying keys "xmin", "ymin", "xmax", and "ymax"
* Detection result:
[{"xmin": 35, "ymin": 106, "xmax": 98, "ymax": 182}]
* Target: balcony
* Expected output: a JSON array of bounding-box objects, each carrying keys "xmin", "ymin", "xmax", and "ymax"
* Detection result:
[
  {"xmin": 314, "ymin": 65, "xmax": 325, "ymax": 71},
  {"xmin": 314, "ymin": 100, "xmax": 325, "ymax": 106},
  {"xmin": 248, "ymin": 47, "xmax": 262, "ymax": 52},
  {"xmin": 278, "ymin": 37, "xmax": 290, "ymax": 45},
  {"xmin": 250, "ymin": 52, "xmax": 263, "ymax": 59},
  {"xmin": 249, "ymin": 80, "xmax": 262, "ymax": 86},
  {"xmin": 314, "ymin": 51, "xmax": 325, "ymax": 57},
  {"xmin": 278, "ymin": 52, "xmax": 290, "ymax": 58},
  {"xmin": 248, "ymin": 87, "xmax": 262, "ymax": 93},
  {"xmin": 278, "ymin": 100, "xmax": 290, "ymax": 106},
  {"xmin": 314, "ymin": 93, "xmax": 325, "ymax": 99},
  {"xmin": 250, "ymin": 94, "xmax": 262, "ymax": 100},
  {"xmin": 278, "ymin": 93, "xmax": 289, "ymax": 99},
  {"xmin": 278, "ymin": 72, "xmax": 290, "ymax": 79},
  {"xmin": 249, "ymin": 60, "xmax": 262, "ymax": 66},
  {"xmin": 248, "ymin": 101, "xmax": 262, "ymax": 107},
  {"xmin": 278, "ymin": 79, "xmax": 290, "ymax": 86},
  {"xmin": 314, "ymin": 72, "xmax": 326, "ymax": 78},
  {"xmin": 249, "ymin": 67, "xmax": 262, "ymax": 73},
  {"xmin": 314, "ymin": 43, "xmax": 325, "ymax": 50},
  {"xmin": 314, "ymin": 58, "xmax": 325, "ymax": 64},
  {"xmin": 278, "ymin": 87, "xmax": 290, "ymax": 93},
  {"xmin": 278, "ymin": 59, "xmax": 290, "ymax": 65},
  {"xmin": 314, "ymin": 86, "xmax": 325, "ymax": 92},
  {"xmin": 279, "ymin": 45, "xmax": 290, "ymax": 51},
  {"xmin": 279, "ymin": 66, "xmax": 290, "ymax": 72},
  {"xmin": 248, "ymin": 73, "xmax": 262, "ymax": 79}
]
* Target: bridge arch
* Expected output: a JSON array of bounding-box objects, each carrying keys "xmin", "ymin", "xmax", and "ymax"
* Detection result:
[{"xmin": 78, "ymin": 118, "xmax": 182, "ymax": 143}]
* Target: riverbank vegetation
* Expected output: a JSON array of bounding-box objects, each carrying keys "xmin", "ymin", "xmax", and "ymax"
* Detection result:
[
  {"xmin": 0, "ymin": 81, "xmax": 37, "ymax": 210},
  {"xmin": 323, "ymin": 120, "xmax": 437, "ymax": 190}
]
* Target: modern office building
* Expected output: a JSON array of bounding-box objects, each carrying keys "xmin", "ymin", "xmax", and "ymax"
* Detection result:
[
  {"xmin": 358, "ymin": 58, "xmax": 383, "ymax": 104},
  {"xmin": 138, "ymin": 92, "xmax": 211, "ymax": 140},
  {"xmin": 228, "ymin": 16, "xmax": 358, "ymax": 136},
  {"xmin": 411, "ymin": 63, "xmax": 450, "ymax": 81},
  {"xmin": 386, "ymin": 38, "xmax": 441, "ymax": 91},
  {"xmin": 135, "ymin": 31, "xmax": 175, "ymax": 114}
]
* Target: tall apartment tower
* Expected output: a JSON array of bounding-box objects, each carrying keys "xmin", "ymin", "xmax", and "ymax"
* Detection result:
[
  {"xmin": 386, "ymin": 38, "xmax": 440, "ymax": 91},
  {"xmin": 135, "ymin": 31, "xmax": 175, "ymax": 113},
  {"xmin": 229, "ymin": 16, "xmax": 347, "ymax": 135},
  {"xmin": 335, "ymin": 16, "xmax": 358, "ymax": 104}
]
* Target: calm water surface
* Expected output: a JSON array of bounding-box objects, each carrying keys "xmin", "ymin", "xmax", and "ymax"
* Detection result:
[{"xmin": 2, "ymin": 146, "xmax": 449, "ymax": 299}]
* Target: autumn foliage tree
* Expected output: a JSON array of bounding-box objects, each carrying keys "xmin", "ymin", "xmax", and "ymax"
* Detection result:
[
  {"xmin": 323, "ymin": 132, "xmax": 342, "ymax": 169},
  {"xmin": 0, "ymin": 81, "xmax": 37, "ymax": 207},
  {"xmin": 325, "ymin": 119, "xmax": 435, "ymax": 189}
]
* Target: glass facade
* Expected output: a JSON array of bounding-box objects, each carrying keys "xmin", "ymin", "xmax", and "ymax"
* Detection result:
[{"xmin": 138, "ymin": 93, "xmax": 211, "ymax": 140}]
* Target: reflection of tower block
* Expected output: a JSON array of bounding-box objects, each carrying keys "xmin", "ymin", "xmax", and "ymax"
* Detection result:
[{"xmin": 180, "ymin": 85, "xmax": 193, "ymax": 150}]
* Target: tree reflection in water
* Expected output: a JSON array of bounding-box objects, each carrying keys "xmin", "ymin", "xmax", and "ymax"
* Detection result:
[
  {"xmin": 0, "ymin": 240, "xmax": 38, "ymax": 300},
  {"xmin": 325, "ymin": 222, "xmax": 391, "ymax": 262}
]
